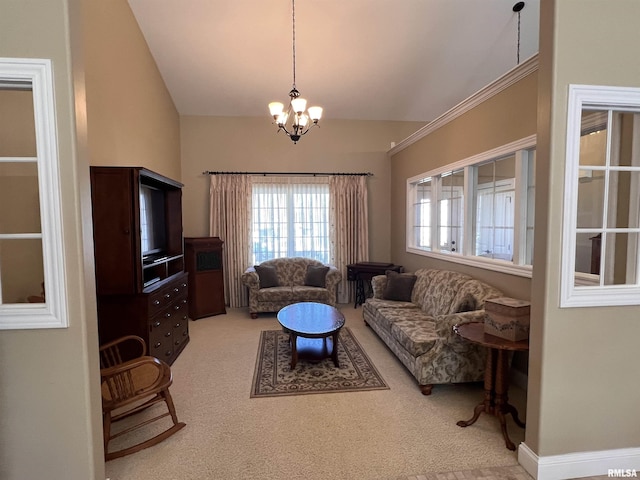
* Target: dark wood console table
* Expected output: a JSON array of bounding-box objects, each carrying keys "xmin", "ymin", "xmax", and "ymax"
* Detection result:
[
  {"xmin": 454, "ymin": 321, "xmax": 528, "ymax": 451},
  {"xmin": 346, "ymin": 262, "xmax": 403, "ymax": 308}
]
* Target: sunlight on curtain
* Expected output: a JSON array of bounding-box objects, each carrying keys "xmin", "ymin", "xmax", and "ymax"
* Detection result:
[
  {"xmin": 330, "ymin": 176, "xmax": 369, "ymax": 304},
  {"xmin": 251, "ymin": 176, "xmax": 330, "ymax": 264},
  {"xmin": 209, "ymin": 174, "xmax": 251, "ymax": 308}
]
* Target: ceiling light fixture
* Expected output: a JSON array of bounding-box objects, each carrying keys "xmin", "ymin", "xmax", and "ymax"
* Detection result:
[{"xmin": 268, "ymin": 0, "xmax": 322, "ymax": 144}]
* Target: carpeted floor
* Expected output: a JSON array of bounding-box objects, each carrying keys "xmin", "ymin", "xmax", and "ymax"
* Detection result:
[
  {"xmin": 105, "ymin": 305, "xmax": 530, "ymax": 480},
  {"xmin": 251, "ymin": 327, "xmax": 389, "ymax": 397}
]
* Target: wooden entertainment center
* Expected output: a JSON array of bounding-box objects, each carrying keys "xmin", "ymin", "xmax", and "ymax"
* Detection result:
[{"xmin": 90, "ymin": 166, "xmax": 189, "ymax": 365}]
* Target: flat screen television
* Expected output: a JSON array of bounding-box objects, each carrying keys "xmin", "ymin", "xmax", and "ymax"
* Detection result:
[{"xmin": 139, "ymin": 184, "xmax": 167, "ymax": 258}]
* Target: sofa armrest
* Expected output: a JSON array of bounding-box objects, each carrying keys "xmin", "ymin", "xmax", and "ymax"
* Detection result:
[
  {"xmin": 241, "ymin": 267, "xmax": 260, "ymax": 291},
  {"xmin": 370, "ymin": 274, "xmax": 387, "ymax": 299},
  {"xmin": 435, "ymin": 310, "xmax": 487, "ymax": 342},
  {"xmin": 325, "ymin": 266, "xmax": 342, "ymax": 290}
]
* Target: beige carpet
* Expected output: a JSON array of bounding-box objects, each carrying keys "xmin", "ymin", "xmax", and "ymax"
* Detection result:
[{"xmin": 105, "ymin": 305, "xmax": 527, "ymax": 480}]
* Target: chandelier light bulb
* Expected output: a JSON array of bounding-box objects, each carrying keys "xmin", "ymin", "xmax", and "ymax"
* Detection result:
[
  {"xmin": 308, "ymin": 106, "xmax": 323, "ymax": 122},
  {"xmin": 269, "ymin": 102, "xmax": 284, "ymax": 118},
  {"xmin": 290, "ymin": 97, "xmax": 307, "ymax": 114}
]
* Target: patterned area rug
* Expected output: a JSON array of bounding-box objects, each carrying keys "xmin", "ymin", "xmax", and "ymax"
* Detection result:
[{"xmin": 251, "ymin": 327, "xmax": 389, "ymax": 397}]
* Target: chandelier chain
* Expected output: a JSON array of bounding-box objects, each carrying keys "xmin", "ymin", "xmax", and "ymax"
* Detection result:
[
  {"xmin": 516, "ymin": 9, "xmax": 521, "ymax": 64},
  {"xmin": 292, "ymin": 0, "xmax": 296, "ymax": 88}
]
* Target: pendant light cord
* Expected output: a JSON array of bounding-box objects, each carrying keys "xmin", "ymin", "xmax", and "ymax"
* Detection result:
[{"xmin": 292, "ymin": 0, "xmax": 297, "ymax": 89}]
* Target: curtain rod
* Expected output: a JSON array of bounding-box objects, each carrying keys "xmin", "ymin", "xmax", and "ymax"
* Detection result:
[{"xmin": 203, "ymin": 171, "xmax": 373, "ymax": 177}]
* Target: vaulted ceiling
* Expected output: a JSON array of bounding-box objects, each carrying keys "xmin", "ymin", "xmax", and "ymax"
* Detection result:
[{"xmin": 128, "ymin": 0, "xmax": 540, "ymax": 123}]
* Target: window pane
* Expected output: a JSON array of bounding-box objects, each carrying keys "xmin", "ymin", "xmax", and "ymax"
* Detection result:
[
  {"xmin": 575, "ymin": 232, "xmax": 600, "ymax": 276},
  {"xmin": 414, "ymin": 179, "xmax": 431, "ymax": 250},
  {"xmin": 0, "ymin": 238, "xmax": 44, "ymax": 304},
  {"xmin": 580, "ymin": 110, "xmax": 607, "ymax": 167},
  {"xmin": 576, "ymin": 169, "xmax": 604, "ymax": 229},
  {"xmin": 439, "ymin": 170, "xmax": 463, "ymax": 253},
  {"xmin": 610, "ymin": 112, "xmax": 637, "ymax": 167},
  {"xmin": 607, "ymin": 170, "xmax": 640, "ymax": 229},
  {"xmin": 251, "ymin": 181, "xmax": 330, "ymax": 265},
  {"xmin": 0, "ymin": 162, "xmax": 41, "ymax": 234},
  {"xmin": 603, "ymin": 233, "xmax": 638, "ymax": 285},
  {"xmin": 525, "ymin": 150, "xmax": 536, "ymax": 264},
  {"xmin": 474, "ymin": 156, "xmax": 515, "ymax": 261}
]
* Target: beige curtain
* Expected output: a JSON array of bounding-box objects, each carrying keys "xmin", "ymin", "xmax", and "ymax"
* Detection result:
[
  {"xmin": 209, "ymin": 174, "xmax": 251, "ymax": 307},
  {"xmin": 330, "ymin": 175, "xmax": 369, "ymax": 304}
]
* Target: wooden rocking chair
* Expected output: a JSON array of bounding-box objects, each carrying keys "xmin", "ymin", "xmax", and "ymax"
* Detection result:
[{"xmin": 99, "ymin": 335, "xmax": 186, "ymax": 461}]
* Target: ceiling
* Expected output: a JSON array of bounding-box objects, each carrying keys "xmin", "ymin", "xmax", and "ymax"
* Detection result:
[{"xmin": 128, "ymin": 0, "xmax": 540, "ymax": 123}]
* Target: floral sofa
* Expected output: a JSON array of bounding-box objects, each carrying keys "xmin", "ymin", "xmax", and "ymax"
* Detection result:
[
  {"xmin": 241, "ymin": 257, "xmax": 342, "ymax": 318},
  {"xmin": 363, "ymin": 268, "xmax": 502, "ymax": 395}
]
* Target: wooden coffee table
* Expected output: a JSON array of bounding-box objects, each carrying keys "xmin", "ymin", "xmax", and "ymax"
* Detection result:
[{"xmin": 277, "ymin": 302, "xmax": 345, "ymax": 370}]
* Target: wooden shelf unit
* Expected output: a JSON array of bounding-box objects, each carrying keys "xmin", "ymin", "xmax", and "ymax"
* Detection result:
[{"xmin": 90, "ymin": 166, "xmax": 189, "ymax": 364}]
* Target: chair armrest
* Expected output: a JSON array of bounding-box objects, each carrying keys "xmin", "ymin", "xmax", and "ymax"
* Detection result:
[
  {"xmin": 241, "ymin": 267, "xmax": 260, "ymax": 291},
  {"xmin": 101, "ymin": 356, "xmax": 171, "ymax": 399},
  {"xmin": 435, "ymin": 310, "xmax": 488, "ymax": 342},
  {"xmin": 370, "ymin": 274, "xmax": 387, "ymax": 299}
]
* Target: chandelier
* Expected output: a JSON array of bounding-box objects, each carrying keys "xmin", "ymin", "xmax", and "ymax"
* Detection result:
[{"xmin": 268, "ymin": 0, "xmax": 322, "ymax": 144}]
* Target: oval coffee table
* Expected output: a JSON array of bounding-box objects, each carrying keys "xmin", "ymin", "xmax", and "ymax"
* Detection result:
[{"xmin": 277, "ymin": 302, "xmax": 345, "ymax": 370}]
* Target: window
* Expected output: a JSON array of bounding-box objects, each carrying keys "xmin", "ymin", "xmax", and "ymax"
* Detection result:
[
  {"xmin": 251, "ymin": 177, "xmax": 331, "ymax": 265},
  {"xmin": 0, "ymin": 58, "xmax": 67, "ymax": 329},
  {"xmin": 561, "ymin": 85, "xmax": 640, "ymax": 307},
  {"xmin": 406, "ymin": 136, "xmax": 536, "ymax": 277}
]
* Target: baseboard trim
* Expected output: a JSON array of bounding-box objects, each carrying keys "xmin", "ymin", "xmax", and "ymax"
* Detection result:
[{"xmin": 519, "ymin": 442, "xmax": 640, "ymax": 479}]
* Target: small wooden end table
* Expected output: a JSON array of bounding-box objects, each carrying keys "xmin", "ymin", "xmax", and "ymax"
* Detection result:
[
  {"xmin": 454, "ymin": 321, "xmax": 528, "ymax": 451},
  {"xmin": 277, "ymin": 302, "xmax": 345, "ymax": 370}
]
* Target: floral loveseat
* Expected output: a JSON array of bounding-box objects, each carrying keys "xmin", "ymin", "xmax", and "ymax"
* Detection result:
[
  {"xmin": 363, "ymin": 268, "xmax": 502, "ymax": 395},
  {"xmin": 241, "ymin": 257, "xmax": 342, "ymax": 318}
]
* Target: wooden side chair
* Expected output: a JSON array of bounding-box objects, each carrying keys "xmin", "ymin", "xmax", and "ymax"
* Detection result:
[{"xmin": 99, "ymin": 335, "xmax": 185, "ymax": 461}]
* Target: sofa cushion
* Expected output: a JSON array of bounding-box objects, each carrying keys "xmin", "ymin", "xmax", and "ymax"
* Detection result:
[
  {"xmin": 453, "ymin": 279, "xmax": 503, "ymax": 311},
  {"xmin": 292, "ymin": 286, "xmax": 332, "ymax": 303},
  {"xmin": 420, "ymin": 270, "xmax": 472, "ymax": 316},
  {"xmin": 368, "ymin": 304, "xmax": 422, "ymax": 334},
  {"xmin": 390, "ymin": 317, "xmax": 438, "ymax": 357},
  {"xmin": 256, "ymin": 286, "xmax": 292, "ymax": 303},
  {"xmin": 254, "ymin": 264, "xmax": 279, "ymax": 288},
  {"xmin": 304, "ymin": 265, "xmax": 330, "ymax": 287},
  {"xmin": 383, "ymin": 270, "xmax": 417, "ymax": 302}
]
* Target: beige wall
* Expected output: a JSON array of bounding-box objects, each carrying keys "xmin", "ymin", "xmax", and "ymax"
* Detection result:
[
  {"xmin": 389, "ymin": 72, "xmax": 538, "ymax": 300},
  {"xmin": 83, "ymin": 0, "xmax": 181, "ymax": 181},
  {"xmin": 0, "ymin": 0, "xmax": 104, "ymax": 479},
  {"xmin": 180, "ymin": 115, "xmax": 423, "ymax": 262},
  {"xmin": 527, "ymin": 0, "xmax": 640, "ymax": 457}
]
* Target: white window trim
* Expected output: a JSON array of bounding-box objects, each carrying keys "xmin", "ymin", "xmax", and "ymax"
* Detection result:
[
  {"xmin": 561, "ymin": 84, "xmax": 640, "ymax": 308},
  {"xmin": 406, "ymin": 135, "xmax": 536, "ymax": 278},
  {"xmin": 0, "ymin": 58, "xmax": 68, "ymax": 329}
]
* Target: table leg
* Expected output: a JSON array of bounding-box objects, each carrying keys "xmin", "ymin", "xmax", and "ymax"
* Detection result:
[
  {"xmin": 457, "ymin": 348, "xmax": 496, "ymax": 428},
  {"xmin": 495, "ymin": 349, "xmax": 522, "ymax": 451},
  {"xmin": 331, "ymin": 331, "xmax": 340, "ymax": 367},
  {"xmin": 290, "ymin": 333, "xmax": 298, "ymax": 370}
]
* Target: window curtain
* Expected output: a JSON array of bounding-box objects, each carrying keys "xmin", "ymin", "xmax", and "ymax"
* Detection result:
[
  {"xmin": 209, "ymin": 174, "xmax": 251, "ymax": 307},
  {"xmin": 330, "ymin": 175, "xmax": 369, "ymax": 304},
  {"xmin": 252, "ymin": 176, "xmax": 330, "ymax": 264}
]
